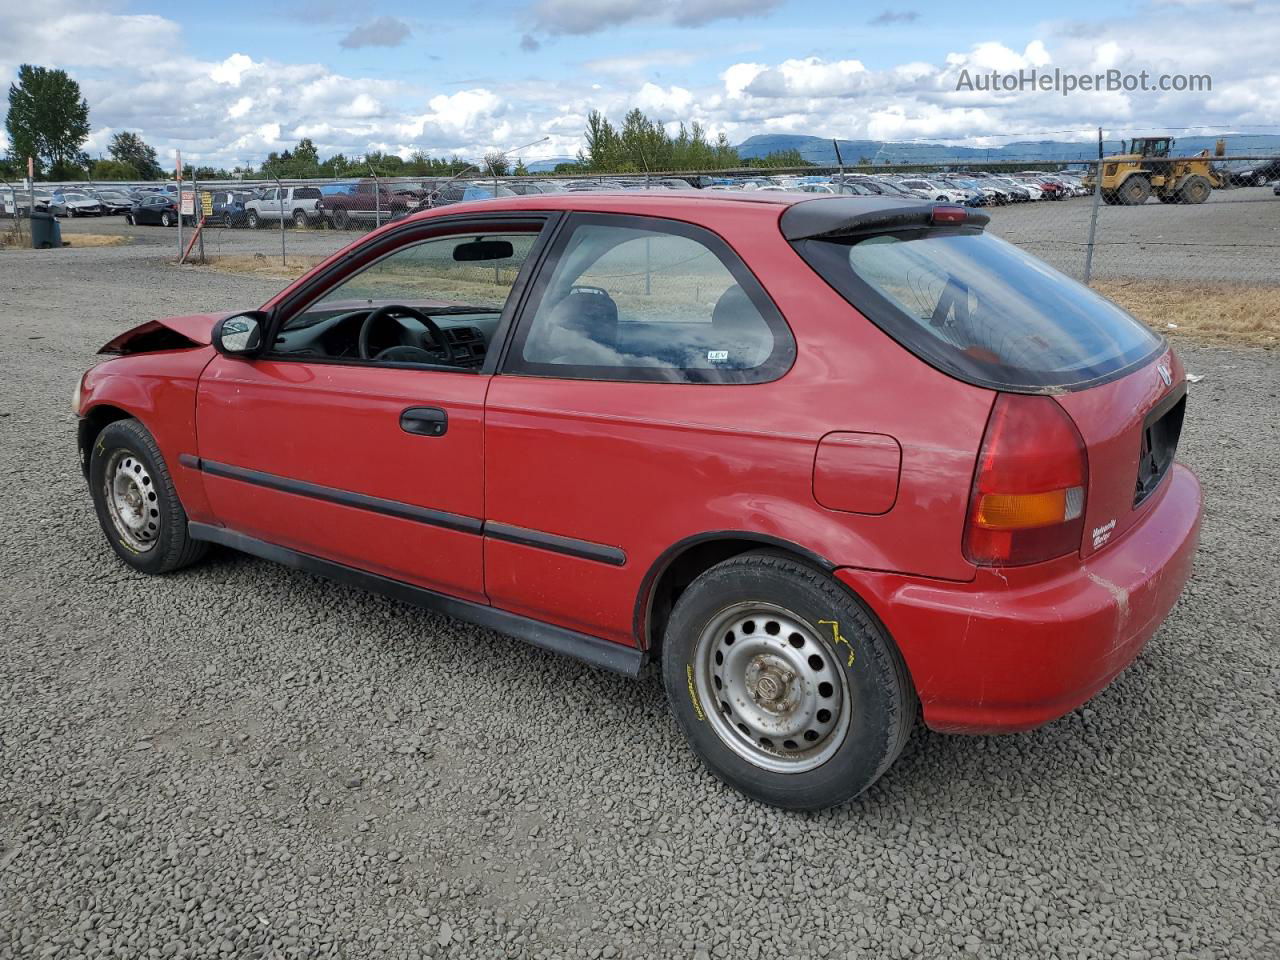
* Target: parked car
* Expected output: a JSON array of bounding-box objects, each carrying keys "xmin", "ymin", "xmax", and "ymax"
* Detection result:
[
  {"xmin": 504, "ymin": 180, "xmax": 565, "ymax": 197},
  {"xmin": 244, "ymin": 186, "xmax": 323, "ymax": 228},
  {"xmin": 50, "ymin": 191, "xmax": 104, "ymax": 217},
  {"xmin": 430, "ymin": 180, "xmax": 519, "ymax": 207},
  {"xmin": 1219, "ymin": 158, "xmax": 1280, "ymax": 186},
  {"xmin": 314, "ymin": 179, "xmax": 412, "ymax": 228},
  {"xmin": 209, "ymin": 191, "xmax": 254, "ymax": 227},
  {"xmin": 75, "ymin": 192, "xmax": 1201, "ymax": 811},
  {"xmin": 898, "ymin": 178, "xmax": 971, "ymax": 204},
  {"xmin": 91, "ymin": 191, "xmax": 134, "ymax": 215},
  {"xmin": 987, "ymin": 177, "xmax": 1033, "ymax": 202},
  {"xmin": 125, "ymin": 194, "xmax": 190, "ymax": 227}
]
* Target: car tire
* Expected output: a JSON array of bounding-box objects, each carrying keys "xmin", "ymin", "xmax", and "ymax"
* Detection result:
[
  {"xmin": 661, "ymin": 550, "xmax": 917, "ymax": 811},
  {"xmin": 161, "ymin": 211, "xmax": 174, "ymax": 227},
  {"xmin": 88, "ymin": 419, "xmax": 208, "ymax": 575},
  {"xmin": 247, "ymin": 211, "xmax": 260, "ymax": 229},
  {"xmin": 125, "ymin": 214, "xmax": 134, "ymax": 225},
  {"xmin": 332, "ymin": 209, "xmax": 349, "ymax": 230},
  {"xmin": 292, "ymin": 209, "xmax": 308, "ymax": 228}
]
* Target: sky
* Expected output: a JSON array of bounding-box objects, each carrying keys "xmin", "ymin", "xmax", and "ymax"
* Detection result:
[{"xmin": 1, "ymin": 0, "xmax": 1278, "ymax": 170}]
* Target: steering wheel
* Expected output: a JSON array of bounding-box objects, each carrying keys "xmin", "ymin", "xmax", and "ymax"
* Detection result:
[{"xmin": 358, "ymin": 304, "xmax": 458, "ymax": 364}]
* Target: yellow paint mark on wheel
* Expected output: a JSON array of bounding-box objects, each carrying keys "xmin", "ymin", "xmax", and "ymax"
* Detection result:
[
  {"xmin": 686, "ymin": 664, "xmax": 705, "ymax": 722},
  {"xmin": 819, "ymin": 619, "xmax": 855, "ymax": 668}
]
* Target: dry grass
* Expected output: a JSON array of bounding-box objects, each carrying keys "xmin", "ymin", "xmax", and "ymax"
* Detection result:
[
  {"xmin": 64, "ymin": 234, "xmax": 128, "ymax": 248},
  {"xmin": 0, "ymin": 219, "xmax": 28, "ymax": 249},
  {"xmin": 1093, "ymin": 279, "xmax": 1280, "ymax": 348},
  {"xmin": 196, "ymin": 254, "xmax": 324, "ymax": 280}
]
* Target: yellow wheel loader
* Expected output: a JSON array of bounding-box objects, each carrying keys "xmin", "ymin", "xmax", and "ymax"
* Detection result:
[{"xmin": 1083, "ymin": 137, "xmax": 1224, "ymax": 205}]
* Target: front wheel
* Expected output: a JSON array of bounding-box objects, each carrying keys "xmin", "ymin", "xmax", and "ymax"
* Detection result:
[
  {"xmin": 88, "ymin": 419, "xmax": 207, "ymax": 575},
  {"xmin": 661, "ymin": 551, "xmax": 916, "ymax": 810},
  {"xmin": 247, "ymin": 211, "xmax": 260, "ymax": 229}
]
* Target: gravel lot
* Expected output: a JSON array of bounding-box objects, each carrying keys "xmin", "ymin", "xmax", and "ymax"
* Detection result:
[{"xmin": 1, "ymin": 232, "xmax": 1278, "ymax": 960}]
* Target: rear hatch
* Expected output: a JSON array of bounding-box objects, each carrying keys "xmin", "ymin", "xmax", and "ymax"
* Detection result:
[
  {"xmin": 1055, "ymin": 350, "xmax": 1186, "ymax": 556},
  {"xmin": 783, "ymin": 196, "xmax": 1180, "ymax": 561}
]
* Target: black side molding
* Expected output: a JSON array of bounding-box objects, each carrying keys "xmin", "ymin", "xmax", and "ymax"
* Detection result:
[
  {"xmin": 187, "ymin": 523, "xmax": 645, "ymax": 677},
  {"xmin": 485, "ymin": 521, "xmax": 626, "ymax": 566},
  {"xmin": 184, "ymin": 456, "xmax": 482, "ymax": 534},
  {"xmin": 181, "ymin": 456, "xmax": 626, "ymax": 565}
]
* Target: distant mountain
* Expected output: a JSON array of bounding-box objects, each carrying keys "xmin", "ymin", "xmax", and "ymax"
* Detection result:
[{"xmin": 736, "ymin": 133, "xmax": 1280, "ymax": 166}]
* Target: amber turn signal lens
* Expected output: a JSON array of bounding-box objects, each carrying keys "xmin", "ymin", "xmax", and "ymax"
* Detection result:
[{"xmin": 973, "ymin": 487, "xmax": 1084, "ymax": 530}]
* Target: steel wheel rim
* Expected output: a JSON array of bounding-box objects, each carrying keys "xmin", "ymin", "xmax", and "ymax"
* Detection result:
[
  {"xmin": 103, "ymin": 449, "xmax": 161, "ymax": 552},
  {"xmin": 693, "ymin": 602, "xmax": 852, "ymax": 774}
]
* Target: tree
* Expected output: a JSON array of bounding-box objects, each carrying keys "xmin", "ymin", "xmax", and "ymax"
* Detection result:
[
  {"xmin": 482, "ymin": 151, "xmax": 509, "ymax": 176},
  {"xmin": 575, "ymin": 108, "xmax": 742, "ymax": 174},
  {"xmin": 108, "ymin": 131, "xmax": 161, "ymax": 179},
  {"xmin": 6, "ymin": 65, "xmax": 91, "ymax": 178},
  {"xmin": 512, "ymin": 159, "xmax": 528, "ymax": 176},
  {"xmin": 293, "ymin": 138, "xmax": 318, "ymax": 165},
  {"xmin": 91, "ymin": 158, "xmax": 139, "ymax": 181}
]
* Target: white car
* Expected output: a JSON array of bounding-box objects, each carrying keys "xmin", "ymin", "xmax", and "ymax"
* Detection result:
[
  {"xmin": 1012, "ymin": 179, "xmax": 1046, "ymax": 200},
  {"xmin": 898, "ymin": 179, "xmax": 969, "ymax": 204},
  {"xmin": 244, "ymin": 186, "xmax": 323, "ymax": 228},
  {"xmin": 51, "ymin": 191, "xmax": 104, "ymax": 217}
]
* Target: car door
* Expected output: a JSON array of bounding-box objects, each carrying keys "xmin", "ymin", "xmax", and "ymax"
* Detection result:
[
  {"xmin": 194, "ymin": 214, "xmax": 551, "ymax": 602},
  {"xmin": 482, "ymin": 212, "xmax": 798, "ymax": 645}
]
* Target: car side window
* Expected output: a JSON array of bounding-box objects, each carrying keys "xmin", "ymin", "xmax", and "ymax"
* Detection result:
[
  {"xmin": 505, "ymin": 215, "xmax": 794, "ymax": 384},
  {"xmin": 270, "ymin": 227, "xmax": 543, "ymax": 368}
]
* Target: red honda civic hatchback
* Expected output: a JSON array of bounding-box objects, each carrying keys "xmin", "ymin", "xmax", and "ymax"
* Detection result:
[{"xmin": 76, "ymin": 192, "xmax": 1201, "ymax": 809}]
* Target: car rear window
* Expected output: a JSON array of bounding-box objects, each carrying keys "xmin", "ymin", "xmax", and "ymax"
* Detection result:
[{"xmin": 791, "ymin": 228, "xmax": 1162, "ymax": 391}]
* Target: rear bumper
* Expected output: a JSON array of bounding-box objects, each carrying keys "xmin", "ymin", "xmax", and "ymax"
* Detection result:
[{"xmin": 839, "ymin": 463, "xmax": 1202, "ymax": 733}]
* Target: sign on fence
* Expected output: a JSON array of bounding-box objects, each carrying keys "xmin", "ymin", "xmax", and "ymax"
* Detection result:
[
  {"xmin": 180, "ymin": 190, "xmax": 195, "ymax": 216},
  {"xmin": 200, "ymin": 191, "xmax": 213, "ymax": 216}
]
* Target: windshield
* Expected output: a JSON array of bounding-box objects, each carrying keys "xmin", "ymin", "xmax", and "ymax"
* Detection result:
[{"xmin": 791, "ymin": 229, "xmax": 1162, "ymax": 391}]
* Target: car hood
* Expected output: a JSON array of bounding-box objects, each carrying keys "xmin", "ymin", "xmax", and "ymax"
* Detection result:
[{"xmin": 99, "ymin": 312, "xmax": 232, "ymax": 353}]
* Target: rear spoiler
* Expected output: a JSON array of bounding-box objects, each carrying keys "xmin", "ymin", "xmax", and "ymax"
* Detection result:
[{"xmin": 780, "ymin": 196, "xmax": 990, "ymax": 241}]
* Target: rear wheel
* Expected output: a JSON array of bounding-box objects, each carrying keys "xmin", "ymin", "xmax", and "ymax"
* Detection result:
[
  {"xmin": 661, "ymin": 551, "xmax": 916, "ymax": 810},
  {"xmin": 88, "ymin": 419, "xmax": 207, "ymax": 575},
  {"xmin": 1178, "ymin": 176, "xmax": 1211, "ymax": 204},
  {"xmin": 1118, "ymin": 175, "xmax": 1151, "ymax": 205},
  {"xmin": 161, "ymin": 210, "xmax": 174, "ymax": 227},
  {"xmin": 292, "ymin": 209, "xmax": 308, "ymax": 228},
  {"xmin": 331, "ymin": 209, "xmax": 349, "ymax": 230}
]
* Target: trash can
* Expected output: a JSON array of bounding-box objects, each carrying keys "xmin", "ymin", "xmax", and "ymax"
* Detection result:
[{"xmin": 30, "ymin": 210, "xmax": 61, "ymax": 250}]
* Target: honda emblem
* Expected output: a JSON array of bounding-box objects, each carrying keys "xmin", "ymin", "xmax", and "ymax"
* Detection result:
[{"xmin": 1157, "ymin": 363, "xmax": 1172, "ymax": 386}]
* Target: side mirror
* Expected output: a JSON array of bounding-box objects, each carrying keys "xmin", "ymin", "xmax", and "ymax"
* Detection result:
[{"xmin": 212, "ymin": 312, "xmax": 266, "ymax": 356}]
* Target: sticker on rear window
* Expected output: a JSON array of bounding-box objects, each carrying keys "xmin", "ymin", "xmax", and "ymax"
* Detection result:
[{"xmin": 707, "ymin": 350, "xmax": 729, "ymax": 362}]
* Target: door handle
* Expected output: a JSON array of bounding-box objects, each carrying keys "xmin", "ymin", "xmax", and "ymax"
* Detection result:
[{"xmin": 400, "ymin": 406, "xmax": 448, "ymax": 437}]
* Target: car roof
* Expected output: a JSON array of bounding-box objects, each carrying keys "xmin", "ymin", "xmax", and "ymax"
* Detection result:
[{"xmin": 403, "ymin": 190, "xmax": 938, "ymax": 241}]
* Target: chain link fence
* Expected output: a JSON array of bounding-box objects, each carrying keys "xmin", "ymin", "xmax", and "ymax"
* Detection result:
[{"xmin": 7, "ymin": 158, "xmax": 1278, "ymax": 303}]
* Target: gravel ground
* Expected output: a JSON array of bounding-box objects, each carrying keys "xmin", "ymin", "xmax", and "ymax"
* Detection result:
[{"xmin": 1, "ymin": 239, "xmax": 1278, "ymax": 960}]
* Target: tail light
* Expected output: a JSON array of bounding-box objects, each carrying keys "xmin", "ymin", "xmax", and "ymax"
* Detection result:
[{"xmin": 964, "ymin": 394, "xmax": 1088, "ymax": 566}]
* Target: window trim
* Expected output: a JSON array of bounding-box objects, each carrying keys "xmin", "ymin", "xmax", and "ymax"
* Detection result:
[
  {"xmin": 260, "ymin": 212, "xmax": 560, "ymax": 376},
  {"xmin": 499, "ymin": 212, "xmax": 796, "ymax": 385}
]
